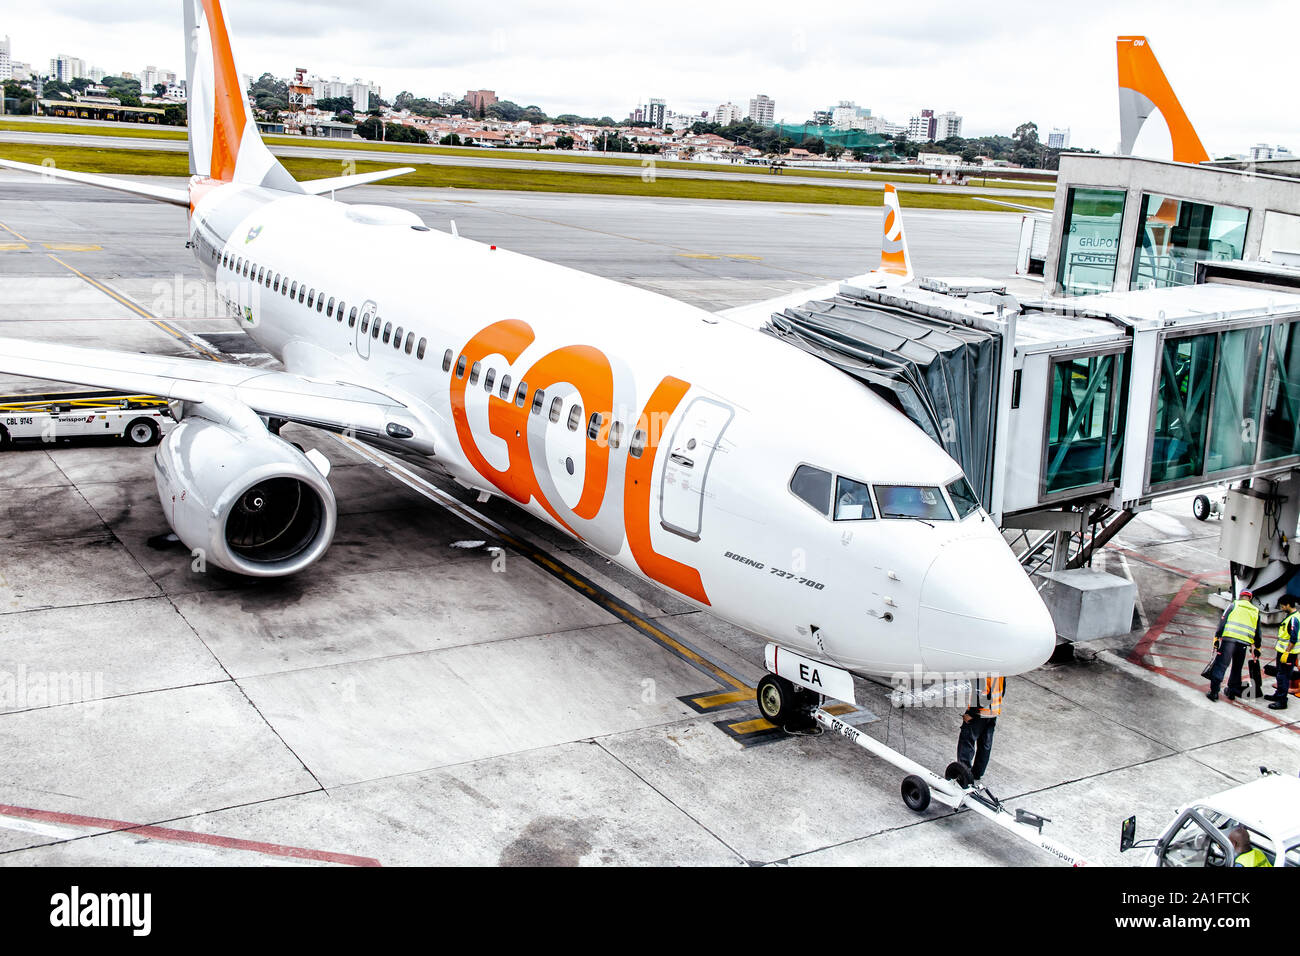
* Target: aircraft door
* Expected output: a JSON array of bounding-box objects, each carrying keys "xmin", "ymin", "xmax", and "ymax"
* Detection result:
[
  {"xmin": 356, "ymin": 300, "xmax": 377, "ymax": 359},
  {"xmin": 660, "ymin": 397, "xmax": 733, "ymax": 540}
]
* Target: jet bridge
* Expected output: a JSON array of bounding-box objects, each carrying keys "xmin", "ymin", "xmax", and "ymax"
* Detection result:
[{"xmin": 764, "ymin": 279, "xmax": 1300, "ymax": 622}]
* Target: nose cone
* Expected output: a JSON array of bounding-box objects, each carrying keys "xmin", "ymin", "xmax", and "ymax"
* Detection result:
[{"xmin": 919, "ymin": 535, "xmax": 1056, "ymax": 676}]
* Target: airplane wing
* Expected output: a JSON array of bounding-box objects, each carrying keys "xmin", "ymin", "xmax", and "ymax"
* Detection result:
[
  {"xmin": 717, "ymin": 183, "xmax": 914, "ymax": 330},
  {"xmin": 0, "ymin": 337, "xmax": 430, "ymax": 445},
  {"xmin": 0, "ymin": 158, "xmax": 190, "ymax": 207},
  {"xmin": 972, "ymin": 196, "xmax": 1054, "ymax": 217}
]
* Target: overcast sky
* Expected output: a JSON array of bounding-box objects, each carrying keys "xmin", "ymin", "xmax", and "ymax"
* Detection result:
[{"xmin": 8, "ymin": 0, "xmax": 1291, "ymax": 155}]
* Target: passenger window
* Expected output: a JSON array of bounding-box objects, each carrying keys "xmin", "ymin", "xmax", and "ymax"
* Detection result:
[
  {"xmin": 289, "ymin": 281, "xmax": 298, "ymax": 298},
  {"xmin": 405, "ymin": 333, "xmax": 414, "ymax": 355},
  {"xmin": 515, "ymin": 382, "xmax": 528, "ymax": 407},
  {"xmin": 609, "ymin": 421, "xmax": 623, "ymax": 449},
  {"xmin": 372, "ymin": 318, "xmax": 381, "ymax": 339},
  {"xmin": 417, "ymin": 338, "xmax": 427, "ymax": 360},
  {"xmin": 360, "ymin": 314, "xmax": 371, "ymax": 335},
  {"xmin": 484, "ymin": 368, "xmax": 496, "ymax": 392},
  {"xmin": 442, "ymin": 349, "xmax": 453, "ymax": 372},
  {"xmin": 469, "ymin": 361, "xmax": 481, "ymax": 385},
  {"xmin": 348, "ymin": 307, "xmax": 358, "ymax": 327},
  {"xmin": 834, "ymin": 476, "xmax": 875, "ymax": 520},
  {"xmin": 273, "ymin": 274, "xmax": 280, "ymax": 292},
  {"xmin": 394, "ymin": 326, "xmax": 404, "ymax": 347},
  {"xmin": 336, "ymin": 300, "xmax": 345, "ymax": 322},
  {"xmin": 567, "ymin": 404, "xmax": 582, "ymax": 431},
  {"xmin": 499, "ymin": 374, "xmax": 512, "ymax": 400},
  {"xmin": 548, "ymin": 396, "xmax": 563, "ymax": 423},
  {"xmin": 307, "ymin": 289, "xmax": 315, "ymax": 309},
  {"xmin": 382, "ymin": 322, "xmax": 391, "ymax": 343},
  {"xmin": 327, "ymin": 297, "xmax": 335, "ymax": 318},
  {"xmin": 629, "ymin": 429, "xmax": 647, "ymax": 458},
  {"xmin": 316, "ymin": 293, "xmax": 325, "ymax": 312},
  {"xmin": 298, "ymin": 285, "xmax": 306, "ymax": 304},
  {"xmin": 531, "ymin": 389, "xmax": 545, "ymax": 415},
  {"xmin": 587, "ymin": 412, "xmax": 603, "ymax": 441},
  {"xmin": 257, "ymin": 267, "xmax": 264, "ymax": 283},
  {"xmin": 455, "ymin": 355, "xmax": 467, "ymax": 378},
  {"xmin": 790, "ymin": 465, "xmax": 832, "ymax": 516}
]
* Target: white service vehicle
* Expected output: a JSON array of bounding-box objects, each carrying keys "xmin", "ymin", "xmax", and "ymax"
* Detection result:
[
  {"xmin": 0, "ymin": 391, "xmax": 173, "ymax": 449},
  {"xmin": 1121, "ymin": 770, "xmax": 1300, "ymax": 867}
]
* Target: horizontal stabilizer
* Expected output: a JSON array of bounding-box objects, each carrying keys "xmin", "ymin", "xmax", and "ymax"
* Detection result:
[
  {"xmin": 971, "ymin": 196, "xmax": 1054, "ymax": 217},
  {"xmin": 298, "ymin": 167, "xmax": 418, "ymax": 195},
  {"xmin": 0, "ymin": 158, "xmax": 190, "ymax": 206}
]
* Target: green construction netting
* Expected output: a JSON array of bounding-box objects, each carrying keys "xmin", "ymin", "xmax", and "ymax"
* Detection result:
[{"xmin": 770, "ymin": 123, "xmax": 892, "ymax": 151}]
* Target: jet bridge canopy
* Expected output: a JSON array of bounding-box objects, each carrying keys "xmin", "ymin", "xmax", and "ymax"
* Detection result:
[{"xmin": 763, "ymin": 290, "xmax": 1003, "ymax": 508}]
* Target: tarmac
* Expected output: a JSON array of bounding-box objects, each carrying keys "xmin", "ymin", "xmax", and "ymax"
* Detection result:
[{"xmin": 0, "ymin": 173, "xmax": 1295, "ymax": 867}]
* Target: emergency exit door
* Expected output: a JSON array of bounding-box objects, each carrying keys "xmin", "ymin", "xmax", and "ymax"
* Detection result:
[{"xmin": 659, "ymin": 397, "xmax": 733, "ymax": 540}]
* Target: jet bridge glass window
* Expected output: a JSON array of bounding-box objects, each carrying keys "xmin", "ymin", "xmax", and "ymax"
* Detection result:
[
  {"xmin": 789, "ymin": 465, "xmax": 832, "ymax": 516},
  {"xmin": 1131, "ymin": 194, "xmax": 1249, "ymax": 291},
  {"xmin": 833, "ymin": 476, "xmax": 875, "ymax": 520},
  {"xmin": 876, "ymin": 485, "xmax": 953, "ymax": 521},
  {"xmin": 1150, "ymin": 333, "xmax": 1217, "ymax": 486},
  {"xmin": 1263, "ymin": 319, "xmax": 1300, "ymax": 461},
  {"xmin": 1044, "ymin": 351, "xmax": 1127, "ymax": 494},
  {"xmin": 1208, "ymin": 325, "xmax": 1269, "ymax": 473},
  {"xmin": 946, "ymin": 476, "xmax": 980, "ymax": 519},
  {"xmin": 1056, "ymin": 187, "xmax": 1125, "ymax": 296}
]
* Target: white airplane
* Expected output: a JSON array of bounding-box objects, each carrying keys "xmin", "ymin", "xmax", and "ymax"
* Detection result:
[{"xmin": 0, "ymin": 0, "xmax": 1055, "ymax": 710}]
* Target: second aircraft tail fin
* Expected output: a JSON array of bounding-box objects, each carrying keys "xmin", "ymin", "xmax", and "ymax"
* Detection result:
[{"xmin": 1116, "ymin": 35, "xmax": 1209, "ymax": 165}]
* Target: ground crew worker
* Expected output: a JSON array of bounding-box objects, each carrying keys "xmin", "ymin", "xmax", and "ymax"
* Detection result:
[
  {"xmin": 958, "ymin": 675, "xmax": 1003, "ymax": 784},
  {"xmin": 1207, "ymin": 589, "xmax": 1261, "ymax": 702},
  {"xmin": 1229, "ymin": 826, "xmax": 1272, "ymax": 867},
  {"xmin": 1265, "ymin": 594, "xmax": 1299, "ymax": 711}
]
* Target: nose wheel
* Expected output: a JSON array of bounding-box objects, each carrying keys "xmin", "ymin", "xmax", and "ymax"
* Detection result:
[{"xmin": 756, "ymin": 674, "xmax": 819, "ymax": 730}]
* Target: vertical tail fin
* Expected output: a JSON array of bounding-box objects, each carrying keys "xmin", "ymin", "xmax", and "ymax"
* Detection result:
[
  {"xmin": 877, "ymin": 184, "xmax": 913, "ymax": 285},
  {"xmin": 184, "ymin": 0, "xmax": 303, "ymax": 192},
  {"xmin": 1116, "ymin": 35, "xmax": 1208, "ymax": 165}
]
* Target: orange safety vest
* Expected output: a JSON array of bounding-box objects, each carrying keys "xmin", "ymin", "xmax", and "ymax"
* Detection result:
[{"xmin": 975, "ymin": 676, "xmax": 1004, "ymax": 718}]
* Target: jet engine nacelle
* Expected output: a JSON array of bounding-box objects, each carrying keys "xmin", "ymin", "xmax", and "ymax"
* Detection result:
[{"xmin": 153, "ymin": 411, "xmax": 336, "ymax": 577}]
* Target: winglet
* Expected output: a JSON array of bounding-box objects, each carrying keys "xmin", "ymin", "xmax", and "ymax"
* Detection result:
[
  {"xmin": 184, "ymin": 0, "xmax": 303, "ymax": 192},
  {"xmin": 1116, "ymin": 35, "xmax": 1208, "ymax": 164},
  {"xmin": 876, "ymin": 184, "xmax": 913, "ymax": 285}
]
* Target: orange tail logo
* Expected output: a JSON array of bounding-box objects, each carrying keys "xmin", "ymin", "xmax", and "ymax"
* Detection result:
[{"xmin": 1117, "ymin": 36, "xmax": 1208, "ymax": 164}]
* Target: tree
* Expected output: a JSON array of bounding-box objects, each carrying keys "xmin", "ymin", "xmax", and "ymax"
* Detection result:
[
  {"xmin": 163, "ymin": 104, "xmax": 187, "ymax": 127},
  {"xmin": 555, "ymin": 134, "xmax": 574, "ymax": 150},
  {"xmin": 439, "ymin": 132, "xmax": 462, "ymax": 146},
  {"xmin": 825, "ymin": 144, "xmax": 845, "ymax": 161},
  {"xmin": 851, "ymin": 146, "xmax": 870, "ymax": 162},
  {"xmin": 153, "ymin": 83, "xmax": 168, "ymax": 98},
  {"xmin": 70, "ymin": 77, "xmax": 94, "ymax": 93},
  {"xmin": 315, "ymin": 96, "xmax": 355, "ymax": 115},
  {"xmin": 801, "ymin": 136, "xmax": 826, "ymax": 155}
]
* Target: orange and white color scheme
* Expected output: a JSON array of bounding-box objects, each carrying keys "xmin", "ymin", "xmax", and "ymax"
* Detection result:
[
  {"xmin": 0, "ymin": 0, "xmax": 1055, "ymax": 682},
  {"xmin": 1116, "ymin": 35, "xmax": 1209, "ymax": 165}
]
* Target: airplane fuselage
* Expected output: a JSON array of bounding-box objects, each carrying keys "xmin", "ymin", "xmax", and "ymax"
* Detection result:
[{"xmin": 186, "ymin": 180, "xmax": 1054, "ymax": 679}]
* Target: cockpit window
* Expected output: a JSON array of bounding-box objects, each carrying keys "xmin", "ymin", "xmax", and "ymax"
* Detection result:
[
  {"xmin": 834, "ymin": 476, "xmax": 875, "ymax": 520},
  {"xmin": 946, "ymin": 476, "xmax": 980, "ymax": 519},
  {"xmin": 876, "ymin": 485, "xmax": 953, "ymax": 521},
  {"xmin": 790, "ymin": 465, "xmax": 832, "ymax": 515}
]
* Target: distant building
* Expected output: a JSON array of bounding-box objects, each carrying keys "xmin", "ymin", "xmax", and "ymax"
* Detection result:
[
  {"xmin": 811, "ymin": 109, "xmax": 832, "ymax": 126},
  {"xmin": 748, "ymin": 93, "xmax": 774, "ymax": 126},
  {"xmin": 466, "ymin": 89, "xmax": 498, "ymax": 112},
  {"xmin": 1047, "ymin": 128, "xmax": 1071, "ymax": 150},
  {"xmin": 647, "ymin": 97, "xmax": 665, "ymax": 128},
  {"xmin": 831, "ymin": 101, "xmax": 872, "ymax": 130},
  {"xmin": 933, "ymin": 111, "xmax": 962, "ymax": 140},
  {"xmin": 908, "ymin": 109, "xmax": 935, "ymax": 142},
  {"xmin": 437, "ymin": 92, "xmax": 456, "ymax": 107},
  {"xmin": 0, "ymin": 36, "xmax": 9, "ymax": 82},
  {"xmin": 10, "ymin": 61, "xmax": 31, "ymax": 82},
  {"xmin": 1249, "ymin": 143, "xmax": 1295, "ymax": 162},
  {"xmin": 714, "ymin": 102, "xmax": 743, "ymax": 125},
  {"xmin": 48, "ymin": 54, "xmax": 86, "ymax": 84}
]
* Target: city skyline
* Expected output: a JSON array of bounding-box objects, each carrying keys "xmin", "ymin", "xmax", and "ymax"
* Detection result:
[{"xmin": 2, "ymin": 0, "xmax": 1292, "ymax": 156}]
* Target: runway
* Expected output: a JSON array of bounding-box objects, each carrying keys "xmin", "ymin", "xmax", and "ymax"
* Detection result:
[
  {"xmin": 0, "ymin": 127, "xmax": 1051, "ymax": 198},
  {"xmin": 0, "ymin": 173, "xmax": 1294, "ymax": 866}
]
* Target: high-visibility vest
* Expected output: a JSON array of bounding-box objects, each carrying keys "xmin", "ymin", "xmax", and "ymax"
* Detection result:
[
  {"xmin": 1221, "ymin": 600, "xmax": 1260, "ymax": 645},
  {"xmin": 1276, "ymin": 612, "xmax": 1300, "ymax": 664},
  {"xmin": 976, "ymin": 676, "xmax": 1004, "ymax": 718},
  {"xmin": 1234, "ymin": 847, "xmax": 1272, "ymax": 868}
]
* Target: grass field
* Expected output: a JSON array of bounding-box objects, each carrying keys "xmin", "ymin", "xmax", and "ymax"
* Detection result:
[
  {"xmin": 0, "ymin": 117, "xmax": 1057, "ymax": 192},
  {"xmin": 0, "ymin": 141, "xmax": 1056, "ymax": 212}
]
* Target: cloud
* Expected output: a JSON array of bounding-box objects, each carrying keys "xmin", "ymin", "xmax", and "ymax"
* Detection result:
[{"xmin": 8, "ymin": 0, "xmax": 1294, "ymax": 155}]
